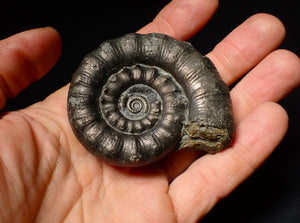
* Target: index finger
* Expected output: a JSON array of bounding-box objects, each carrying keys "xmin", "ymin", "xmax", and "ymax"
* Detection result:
[{"xmin": 138, "ymin": 0, "xmax": 219, "ymax": 40}]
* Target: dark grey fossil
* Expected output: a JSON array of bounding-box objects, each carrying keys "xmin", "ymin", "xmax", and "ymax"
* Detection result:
[{"xmin": 67, "ymin": 33, "xmax": 234, "ymax": 167}]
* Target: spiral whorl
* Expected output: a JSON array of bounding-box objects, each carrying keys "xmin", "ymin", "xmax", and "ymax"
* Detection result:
[{"xmin": 67, "ymin": 33, "xmax": 234, "ymax": 166}]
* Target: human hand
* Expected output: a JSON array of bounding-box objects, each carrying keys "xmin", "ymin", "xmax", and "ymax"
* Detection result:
[{"xmin": 0, "ymin": 0, "xmax": 299, "ymax": 222}]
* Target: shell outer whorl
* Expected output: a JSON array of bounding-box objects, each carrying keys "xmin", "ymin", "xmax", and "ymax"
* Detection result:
[{"xmin": 67, "ymin": 33, "xmax": 234, "ymax": 167}]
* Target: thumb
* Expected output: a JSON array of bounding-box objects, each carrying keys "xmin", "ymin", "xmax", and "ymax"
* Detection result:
[{"xmin": 0, "ymin": 27, "xmax": 62, "ymax": 109}]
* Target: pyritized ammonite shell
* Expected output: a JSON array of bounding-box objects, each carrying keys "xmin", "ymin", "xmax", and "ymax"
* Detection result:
[{"xmin": 67, "ymin": 33, "xmax": 234, "ymax": 167}]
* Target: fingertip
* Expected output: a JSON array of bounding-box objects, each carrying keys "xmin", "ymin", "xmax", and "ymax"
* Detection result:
[
  {"xmin": 0, "ymin": 27, "xmax": 62, "ymax": 108},
  {"xmin": 260, "ymin": 101, "xmax": 289, "ymax": 137},
  {"xmin": 2, "ymin": 26, "xmax": 63, "ymax": 79},
  {"xmin": 248, "ymin": 13, "xmax": 286, "ymax": 41},
  {"xmin": 275, "ymin": 102, "xmax": 289, "ymax": 131},
  {"xmin": 274, "ymin": 49, "xmax": 300, "ymax": 83},
  {"xmin": 138, "ymin": 0, "xmax": 219, "ymax": 40},
  {"xmin": 23, "ymin": 26, "xmax": 62, "ymax": 78},
  {"xmin": 269, "ymin": 50, "xmax": 300, "ymax": 94}
]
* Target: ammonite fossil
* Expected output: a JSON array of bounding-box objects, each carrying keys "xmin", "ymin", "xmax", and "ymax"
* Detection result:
[{"xmin": 67, "ymin": 33, "xmax": 234, "ymax": 167}]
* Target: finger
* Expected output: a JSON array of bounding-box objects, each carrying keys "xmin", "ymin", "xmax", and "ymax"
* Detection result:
[
  {"xmin": 163, "ymin": 50, "xmax": 299, "ymax": 181},
  {"xmin": 0, "ymin": 27, "xmax": 62, "ymax": 109},
  {"xmin": 138, "ymin": 0, "xmax": 219, "ymax": 40},
  {"xmin": 146, "ymin": 13, "xmax": 286, "ymax": 180},
  {"xmin": 231, "ymin": 49, "xmax": 300, "ymax": 123},
  {"xmin": 169, "ymin": 102, "xmax": 288, "ymax": 222},
  {"xmin": 207, "ymin": 13, "xmax": 286, "ymax": 85}
]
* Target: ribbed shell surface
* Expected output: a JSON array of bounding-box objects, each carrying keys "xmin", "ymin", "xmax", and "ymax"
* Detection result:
[{"xmin": 67, "ymin": 33, "xmax": 233, "ymax": 166}]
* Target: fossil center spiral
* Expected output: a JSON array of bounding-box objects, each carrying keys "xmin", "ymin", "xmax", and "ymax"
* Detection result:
[
  {"xmin": 98, "ymin": 64, "xmax": 185, "ymax": 135},
  {"xmin": 118, "ymin": 84, "xmax": 161, "ymax": 121},
  {"xmin": 127, "ymin": 95, "xmax": 147, "ymax": 114}
]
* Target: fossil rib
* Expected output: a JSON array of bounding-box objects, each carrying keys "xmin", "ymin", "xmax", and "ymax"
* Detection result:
[{"xmin": 67, "ymin": 33, "xmax": 234, "ymax": 167}]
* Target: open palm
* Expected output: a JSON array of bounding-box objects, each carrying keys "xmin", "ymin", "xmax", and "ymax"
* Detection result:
[{"xmin": 0, "ymin": 0, "xmax": 299, "ymax": 222}]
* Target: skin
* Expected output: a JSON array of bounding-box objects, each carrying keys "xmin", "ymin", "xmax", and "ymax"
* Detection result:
[{"xmin": 0, "ymin": 0, "xmax": 299, "ymax": 222}]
